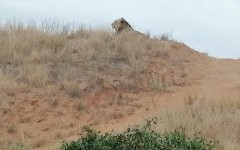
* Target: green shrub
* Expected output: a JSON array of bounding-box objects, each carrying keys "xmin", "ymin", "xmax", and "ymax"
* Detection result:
[{"xmin": 61, "ymin": 123, "xmax": 215, "ymax": 150}]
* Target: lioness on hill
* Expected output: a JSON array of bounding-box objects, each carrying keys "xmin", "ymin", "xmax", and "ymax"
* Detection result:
[{"xmin": 111, "ymin": 17, "xmax": 146, "ymax": 37}]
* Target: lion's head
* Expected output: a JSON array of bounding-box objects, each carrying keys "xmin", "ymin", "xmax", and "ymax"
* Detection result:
[{"xmin": 111, "ymin": 18, "xmax": 133, "ymax": 34}]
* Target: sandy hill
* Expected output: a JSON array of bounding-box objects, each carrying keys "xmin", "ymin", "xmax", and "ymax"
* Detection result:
[{"xmin": 0, "ymin": 23, "xmax": 240, "ymax": 150}]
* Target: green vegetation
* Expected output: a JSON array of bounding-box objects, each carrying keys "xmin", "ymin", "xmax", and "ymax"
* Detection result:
[{"xmin": 61, "ymin": 121, "xmax": 215, "ymax": 150}]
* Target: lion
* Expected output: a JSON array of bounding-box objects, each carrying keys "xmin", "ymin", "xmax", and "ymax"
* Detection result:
[{"xmin": 111, "ymin": 18, "xmax": 146, "ymax": 36}]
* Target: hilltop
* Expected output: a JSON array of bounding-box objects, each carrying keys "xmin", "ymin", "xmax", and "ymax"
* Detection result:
[{"xmin": 0, "ymin": 21, "xmax": 239, "ymax": 150}]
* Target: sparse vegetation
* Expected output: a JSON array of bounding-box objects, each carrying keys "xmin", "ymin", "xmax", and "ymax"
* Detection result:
[
  {"xmin": 32, "ymin": 138, "xmax": 46, "ymax": 149},
  {"xmin": 2, "ymin": 143, "xmax": 29, "ymax": 150},
  {"xmin": 202, "ymin": 52, "xmax": 209, "ymax": 56},
  {"xmin": 149, "ymin": 79, "xmax": 167, "ymax": 92},
  {"xmin": 6, "ymin": 124, "xmax": 18, "ymax": 134},
  {"xmin": 48, "ymin": 97, "xmax": 58, "ymax": 107},
  {"xmin": 155, "ymin": 93, "xmax": 240, "ymax": 149},
  {"xmin": 74, "ymin": 99, "xmax": 86, "ymax": 112},
  {"xmin": 64, "ymin": 82, "xmax": 82, "ymax": 98},
  {"xmin": 155, "ymin": 31, "xmax": 173, "ymax": 41}
]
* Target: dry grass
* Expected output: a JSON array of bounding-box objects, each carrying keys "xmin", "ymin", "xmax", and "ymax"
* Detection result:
[
  {"xmin": 61, "ymin": 81, "xmax": 83, "ymax": 98},
  {"xmin": 154, "ymin": 92, "xmax": 240, "ymax": 150},
  {"xmin": 0, "ymin": 19, "xmax": 186, "ymax": 97},
  {"xmin": 0, "ymin": 71, "xmax": 20, "ymax": 93},
  {"xmin": 6, "ymin": 124, "xmax": 18, "ymax": 134},
  {"xmin": 2, "ymin": 143, "xmax": 29, "ymax": 150},
  {"xmin": 0, "ymin": 20, "xmax": 189, "ymax": 97},
  {"xmin": 148, "ymin": 78, "xmax": 168, "ymax": 92},
  {"xmin": 0, "ymin": 20, "xmax": 146, "ymax": 93},
  {"xmin": 73, "ymin": 99, "xmax": 86, "ymax": 112},
  {"xmin": 31, "ymin": 137, "xmax": 47, "ymax": 149}
]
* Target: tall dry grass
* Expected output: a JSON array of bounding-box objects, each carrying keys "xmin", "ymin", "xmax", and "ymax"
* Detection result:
[
  {"xmin": 154, "ymin": 92, "xmax": 240, "ymax": 150},
  {"xmin": 0, "ymin": 19, "xmax": 181, "ymax": 97}
]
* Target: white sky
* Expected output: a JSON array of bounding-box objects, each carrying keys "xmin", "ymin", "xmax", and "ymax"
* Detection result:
[{"xmin": 0, "ymin": 0, "xmax": 240, "ymax": 59}]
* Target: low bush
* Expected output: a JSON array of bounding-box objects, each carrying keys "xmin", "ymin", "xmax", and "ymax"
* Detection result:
[{"xmin": 61, "ymin": 121, "xmax": 215, "ymax": 150}]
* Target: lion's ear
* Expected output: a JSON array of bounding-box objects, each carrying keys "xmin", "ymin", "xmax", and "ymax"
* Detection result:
[
  {"xmin": 121, "ymin": 18, "xmax": 126, "ymax": 21},
  {"xmin": 120, "ymin": 18, "xmax": 125, "ymax": 23}
]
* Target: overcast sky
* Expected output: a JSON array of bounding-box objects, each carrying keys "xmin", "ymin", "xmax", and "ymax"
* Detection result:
[{"xmin": 0, "ymin": 0, "xmax": 239, "ymax": 59}]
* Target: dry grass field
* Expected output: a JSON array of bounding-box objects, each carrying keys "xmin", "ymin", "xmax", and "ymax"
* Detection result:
[{"xmin": 0, "ymin": 20, "xmax": 239, "ymax": 150}]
